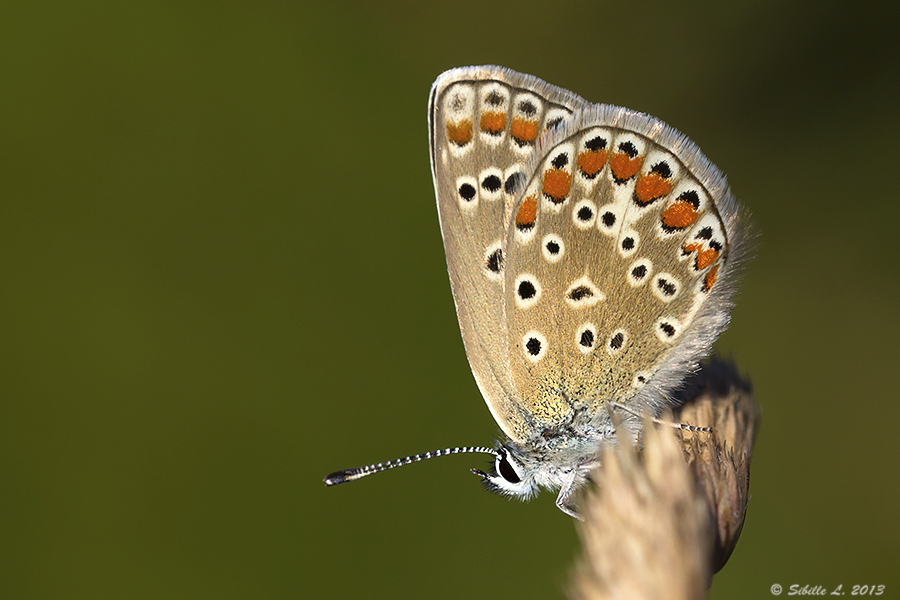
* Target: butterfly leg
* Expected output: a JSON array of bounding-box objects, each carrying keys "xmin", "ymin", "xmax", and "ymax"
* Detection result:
[{"xmin": 555, "ymin": 470, "xmax": 585, "ymax": 520}]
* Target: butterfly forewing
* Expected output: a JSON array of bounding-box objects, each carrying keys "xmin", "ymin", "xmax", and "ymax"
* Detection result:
[
  {"xmin": 428, "ymin": 67, "xmax": 589, "ymax": 441},
  {"xmin": 503, "ymin": 106, "xmax": 744, "ymax": 442}
]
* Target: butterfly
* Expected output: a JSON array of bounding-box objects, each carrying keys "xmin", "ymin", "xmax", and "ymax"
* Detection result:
[{"xmin": 325, "ymin": 66, "xmax": 750, "ymax": 518}]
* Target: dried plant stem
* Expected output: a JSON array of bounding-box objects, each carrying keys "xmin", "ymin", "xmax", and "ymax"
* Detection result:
[{"xmin": 571, "ymin": 360, "xmax": 759, "ymax": 600}]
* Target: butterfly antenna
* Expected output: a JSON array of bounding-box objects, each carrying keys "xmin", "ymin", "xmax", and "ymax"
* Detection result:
[
  {"xmin": 608, "ymin": 401, "xmax": 713, "ymax": 433},
  {"xmin": 324, "ymin": 446, "xmax": 498, "ymax": 486}
]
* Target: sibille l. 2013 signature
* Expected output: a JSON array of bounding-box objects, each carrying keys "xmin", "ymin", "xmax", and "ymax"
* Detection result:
[{"xmin": 771, "ymin": 583, "xmax": 886, "ymax": 596}]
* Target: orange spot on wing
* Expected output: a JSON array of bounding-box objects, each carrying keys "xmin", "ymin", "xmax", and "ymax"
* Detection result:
[
  {"xmin": 480, "ymin": 111, "xmax": 506, "ymax": 134},
  {"xmin": 577, "ymin": 149, "xmax": 608, "ymax": 177},
  {"xmin": 683, "ymin": 240, "xmax": 721, "ymax": 271},
  {"xmin": 516, "ymin": 196, "xmax": 537, "ymax": 229},
  {"xmin": 703, "ymin": 264, "xmax": 719, "ymax": 291},
  {"xmin": 609, "ymin": 152, "xmax": 643, "ymax": 182},
  {"xmin": 696, "ymin": 247, "xmax": 720, "ymax": 270},
  {"xmin": 661, "ymin": 200, "xmax": 699, "ymax": 229},
  {"xmin": 542, "ymin": 169, "xmax": 571, "ymax": 203},
  {"xmin": 511, "ymin": 118, "xmax": 539, "ymax": 143},
  {"xmin": 446, "ymin": 120, "xmax": 473, "ymax": 146},
  {"xmin": 634, "ymin": 173, "xmax": 674, "ymax": 206}
]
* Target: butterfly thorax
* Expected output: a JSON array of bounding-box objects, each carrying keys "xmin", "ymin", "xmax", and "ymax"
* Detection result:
[{"xmin": 494, "ymin": 408, "xmax": 639, "ymax": 498}]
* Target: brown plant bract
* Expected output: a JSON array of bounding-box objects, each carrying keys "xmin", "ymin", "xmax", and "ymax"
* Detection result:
[{"xmin": 571, "ymin": 360, "xmax": 758, "ymax": 600}]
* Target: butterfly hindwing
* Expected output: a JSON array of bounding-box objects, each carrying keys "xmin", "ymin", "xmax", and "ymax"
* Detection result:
[{"xmin": 503, "ymin": 106, "xmax": 749, "ymax": 444}]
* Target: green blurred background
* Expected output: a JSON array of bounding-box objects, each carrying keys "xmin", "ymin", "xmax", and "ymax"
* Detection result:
[{"xmin": 2, "ymin": 1, "xmax": 898, "ymax": 598}]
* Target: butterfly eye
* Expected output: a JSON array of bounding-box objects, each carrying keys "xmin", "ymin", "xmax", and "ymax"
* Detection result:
[{"xmin": 496, "ymin": 452, "xmax": 521, "ymax": 484}]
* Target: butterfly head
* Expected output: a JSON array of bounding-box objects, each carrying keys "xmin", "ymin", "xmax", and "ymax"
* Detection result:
[
  {"xmin": 471, "ymin": 446, "xmax": 540, "ymax": 500},
  {"xmin": 471, "ymin": 442, "xmax": 595, "ymax": 519}
]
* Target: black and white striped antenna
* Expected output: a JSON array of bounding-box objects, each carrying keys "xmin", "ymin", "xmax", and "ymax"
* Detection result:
[{"xmin": 324, "ymin": 446, "xmax": 498, "ymax": 486}]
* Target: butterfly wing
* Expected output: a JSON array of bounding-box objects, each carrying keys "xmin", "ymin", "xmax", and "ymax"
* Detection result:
[
  {"xmin": 428, "ymin": 66, "xmax": 589, "ymax": 442},
  {"xmin": 503, "ymin": 105, "xmax": 750, "ymax": 445}
]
